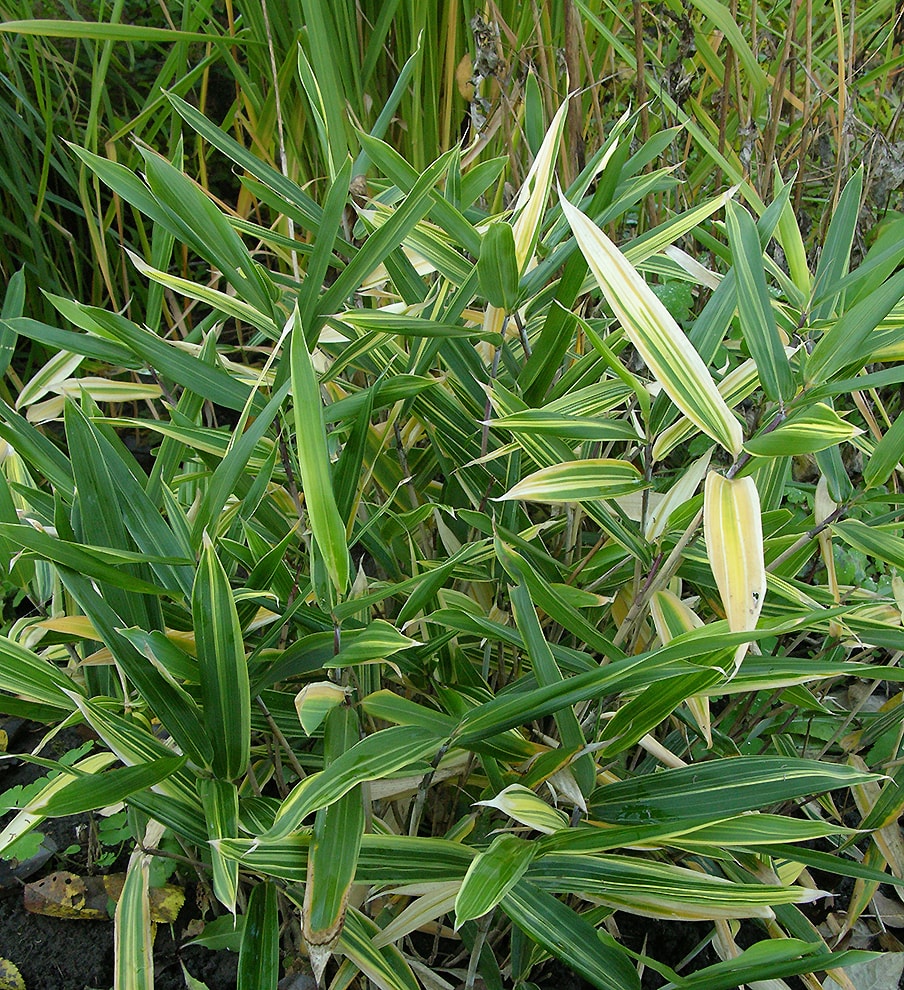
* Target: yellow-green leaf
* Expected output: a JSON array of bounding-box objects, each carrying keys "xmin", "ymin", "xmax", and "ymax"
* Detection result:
[
  {"xmin": 294, "ymin": 681, "xmax": 349, "ymax": 736},
  {"xmin": 497, "ymin": 458, "xmax": 647, "ymax": 503},
  {"xmin": 703, "ymin": 472, "xmax": 766, "ymax": 671},
  {"xmin": 744, "ymin": 404, "xmax": 861, "ymax": 457},
  {"xmin": 476, "ymin": 784, "xmax": 567, "ymax": 834},
  {"xmin": 455, "ymin": 834, "xmax": 536, "ymax": 927},
  {"xmin": 562, "ymin": 194, "xmax": 743, "ymax": 456}
]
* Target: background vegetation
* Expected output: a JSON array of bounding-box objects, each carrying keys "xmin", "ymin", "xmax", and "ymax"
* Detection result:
[{"xmin": 1, "ymin": 2, "xmax": 904, "ymax": 989}]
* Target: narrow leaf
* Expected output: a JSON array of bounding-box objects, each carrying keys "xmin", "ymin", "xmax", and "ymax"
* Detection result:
[
  {"xmin": 237, "ymin": 882, "xmax": 278, "ymax": 990},
  {"xmin": 455, "ymin": 834, "xmax": 536, "ymax": 927},
  {"xmin": 290, "ymin": 307, "xmax": 350, "ymax": 594},
  {"xmin": 497, "ymin": 459, "xmax": 647, "ymax": 503},
  {"xmin": 192, "ymin": 534, "xmax": 251, "ymax": 779},
  {"xmin": 725, "ymin": 201, "xmax": 794, "ymax": 404},
  {"xmin": 562, "ymin": 194, "xmax": 742, "ymax": 455}
]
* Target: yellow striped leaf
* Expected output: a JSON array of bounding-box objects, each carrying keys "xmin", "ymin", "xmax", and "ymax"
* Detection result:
[
  {"xmin": 703, "ymin": 472, "xmax": 766, "ymax": 671},
  {"xmin": 476, "ymin": 784, "xmax": 567, "ymax": 835},
  {"xmin": 497, "ymin": 458, "xmax": 647, "ymax": 503},
  {"xmin": 455, "ymin": 834, "xmax": 536, "ymax": 927},
  {"xmin": 562, "ymin": 194, "xmax": 743, "ymax": 456}
]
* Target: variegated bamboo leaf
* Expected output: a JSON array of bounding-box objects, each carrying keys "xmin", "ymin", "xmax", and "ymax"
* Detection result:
[
  {"xmin": 290, "ymin": 306, "xmax": 350, "ymax": 595},
  {"xmin": 338, "ymin": 908, "xmax": 421, "ymax": 990},
  {"xmin": 532, "ymin": 853, "xmax": 825, "ymax": 920},
  {"xmin": 295, "ymin": 681, "xmax": 348, "ymax": 736},
  {"xmin": 512, "ymin": 100, "xmax": 568, "ymax": 272},
  {"xmin": 265, "ymin": 725, "xmax": 442, "ymax": 839},
  {"xmin": 497, "ymin": 459, "xmax": 647, "ymax": 503},
  {"xmin": 561, "ymin": 194, "xmax": 743, "ymax": 456},
  {"xmin": 591, "ymin": 757, "xmax": 880, "ymax": 823},
  {"xmin": 725, "ymin": 200, "xmax": 795, "ymax": 404},
  {"xmin": 200, "ymin": 779, "xmax": 240, "ymax": 914},
  {"xmin": 744, "ymin": 404, "xmax": 861, "ymax": 457},
  {"xmin": 476, "ymin": 784, "xmax": 568, "ymax": 834},
  {"xmin": 704, "ymin": 472, "xmax": 766, "ymax": 671},
  {"xmin": 455, "ymin": 834, "xmax": 536, "ymax": 927},
  {"xmin": 237, "ymin": 882, "xmax": 278, "ymax": 990},
  {"xmin": 303, "ymin": 706, "xmax": 364, "ymax": 983},
  {"xmin": 192, "ymin": 534, "xmax": 250, "ymax": 780},
  {"xmin": 650, "ymin": 590, "xmax": 712, "ymax": 744}
]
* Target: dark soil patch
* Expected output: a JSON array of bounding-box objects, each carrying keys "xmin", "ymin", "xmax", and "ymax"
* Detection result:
[
  {"xmin": 0, "ymin": 720, "xmax": 237, "ymax": 990},
  {"xmin": 0, "ymin": 885, "xmax": 237, "ymax": 990}
]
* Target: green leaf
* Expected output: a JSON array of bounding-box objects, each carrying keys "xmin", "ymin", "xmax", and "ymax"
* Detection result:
[
  {"xmin": 531, "ymin": 853, "xmax": 820, "ymax": 919},
  {"xmin": 200, "ymin": 779, "xmax": 240, "ymax": 914},
  {"xmin": 0, "ymin": 401, "xmax": 74, "ymax": 497},
  {"xmin": 191, "ymin": 379, "xmax": 291, "ymax": 545},
  {"xmin": 192, "ymin": 534, "xmax": 251, "ymax": 780},
  {"xmin": 684, "ymin": 0, "xmax": 767, "ymax": 95},
  {"xmin": 290, "ymin": 307, "xmax": 350, "ymax": 595},
  {"xmin": 65, "ymin": 694, "xmax": 200, "ymax": 810},
  {"xmin": 137, "ymin": 148, "xmax": 274, "ymax": 316},
  {"xmin": 303, "ymin": 707, "xmax": 364, "ymax": 982},
  {"xmin": 490, "ymin": 409, "xmax": 640, "ymax": 442},
  {"xmin": 0, "ymin": 753, "xmax": 115, "ymax": 857},
  {"xmin": 804, "ymin": 268, "xmax": 904, "ymax": 383},
  {"xmin": 832, "ymin": 519, "xmax": 904, "ymax": 572},
  {"xmin": 863, "ymin": 410, "xmax": 904, "ymax": 489},
  {"xmin": 356, "ymin": 133, "xmax": 481, "ymax": 257},
  {"xmin": 590, "ymin": 757, "xmax": 879, "ymax": 824},
  {"xmin": 325, "ymin": 620, "xmax": 420, "ymax": 668},
  {"xmin": 502, "ymin": 880, "xmax": 640, "ymax": 990},
  {"xmin": 811, "ymin": 169, "xmax": 863, "ymax": 320},
  {"xmin": 66, "ymin": 306, "xmax": 259, "ymax": 414},
  {"xmin": 0, "ymin": 524, "xmax": 169, "ymax": 596},
  {"xmin": 318, "ymin": 149, "xmax": 455, "ymax": 318},
  {"xmin": 0, "ymin": 19, "xmax": 241, "ymax": 43},
  {"xmin": 28, "ymin": 756, "xmax": 185, "ymax": 818},
  {"xmin": 479, "ymin": 222, "xmax": 520, "ymax": 311},
  {"xmin": 662, "ymin": 939, "xmax": 874, "ymax": 990},
  {"xmin": 725, "ymin": 200, "xmax": 794, "ymax": 404},
  {"xmin": 455, "ymin": 834, "xmax": 536, "ymax": 927},
  {"xmin": 298, "ymin": 157, "xmax": 354, "ymax": 325},
  {"xmin": 165, "ymin": 93, "xmax": 324, "ymax": 233},
  {"xmin": 237, "ymin": 882, "xmax": 278, "ymax": 990},
  {"xmin": 265, "ymin": 725, "xmax": 442, "ymax": 839},
  {"xmin": 510, "ymin": 582, "xmax": 592, "ymax": 792},
  {"xmin": 60, "ymin": 569, "xmax": 214, "ymax": 770},
  {"xmin": 0, "ymin": 633, "xmax": 81, "ymax": 711},
  {"xmin": 743, "ymin": 404, "xmax": 861, "ymax": 456}
]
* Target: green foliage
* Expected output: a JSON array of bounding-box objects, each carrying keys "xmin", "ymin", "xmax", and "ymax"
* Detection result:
[{"xmin": 2, "ymin": 3, "xmax": 904, "ymax": 989}]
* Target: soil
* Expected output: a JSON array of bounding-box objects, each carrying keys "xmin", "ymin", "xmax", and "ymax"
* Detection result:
[
  {"xmin": 0, "ymin": 720, "xmax": 238, "ymax": 990},
  {"xmin": 0, "ymin": 889, "xmax": 237, "ymax": 990}
]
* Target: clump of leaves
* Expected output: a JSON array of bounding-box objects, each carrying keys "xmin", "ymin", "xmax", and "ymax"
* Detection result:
[{"xmin": 1, "ymin": 60, "xmax": 904, "ymax": 990}]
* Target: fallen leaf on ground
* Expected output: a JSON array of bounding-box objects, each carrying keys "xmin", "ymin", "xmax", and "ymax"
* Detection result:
[
  {"xmin": 24, "ymin": 870, "xmax": 184, "ymax": 922},
  {"xmin": 0, "ymin": 957, "xmax": 25, "ymax": 990},
  {"xmin": 822, "ymin": 953, "xmax": 904, "ymax": 990}
]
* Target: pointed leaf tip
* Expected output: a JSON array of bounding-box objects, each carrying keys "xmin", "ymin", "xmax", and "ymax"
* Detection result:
[{"xmin": 559, "ymin": 193, "xmax": 743, "ymax": 456}]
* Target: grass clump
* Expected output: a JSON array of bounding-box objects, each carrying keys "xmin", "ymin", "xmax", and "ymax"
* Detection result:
[{"xmin": 2, "ymin": 4, "xmax": 904, "ymax": 990}]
